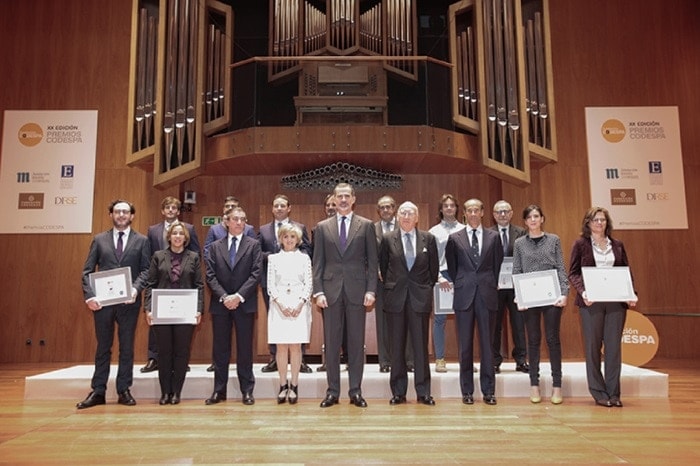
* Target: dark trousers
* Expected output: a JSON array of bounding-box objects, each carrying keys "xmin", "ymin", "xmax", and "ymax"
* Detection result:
[
  {"xmin": 525, "ymin": 305, "xmax": 562, "ymax": 387},
  {"xmin": 323, "ymin": 295, "xmax": 366, "ymax": 398},
  {"xmin": 211, "ymin": 311, "xmax": 255, "ymax": 395},
  {"xmin": 91, "ymin": 303, "xmax": 139, "ymax": 394},
  {"xmin": 146, "ymin": 326, "xmax": 158, "ymax": 360},
  {"xmin": 387, "ymin": 307, "xmax": 431, "ymax": 398},
  {"xmin": 492, "ymin": 289, "xmax": 527, "ymax": 366},
  {"xmin": 455, "ymin": 293, "xmax": 496, "ymax": 396},
  {"xmin": 376, "ymin": 284, "xmax": 414, "ymax": 367},
  {"xmin": 153, "ymin": 324, "xmax": 195, "ymax": 395},
  {"xmin": 579, "ymin": 302, "xmax": 626, "ymax": 401}
]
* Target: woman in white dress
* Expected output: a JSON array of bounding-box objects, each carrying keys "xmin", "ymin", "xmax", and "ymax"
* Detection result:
[{"xmin": 267, "ymin": 223, "xmax": 312, "ymax": 404}]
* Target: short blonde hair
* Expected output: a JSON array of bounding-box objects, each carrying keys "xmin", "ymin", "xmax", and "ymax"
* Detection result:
[{"xmin": 277, "ymin": 223, "xmax": 302, "ymax": 248}]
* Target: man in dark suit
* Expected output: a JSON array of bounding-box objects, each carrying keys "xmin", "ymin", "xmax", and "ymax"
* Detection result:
[
  {"xmin": 446, "ymin": 198, "xmax": 504, "ymax": 405},
  {"xmin": 204, "ymin": 207, "xmax": 262, "ymax": 406},
  {"xmin": 313, "ymin": 183, "xmax": 378, "ymax": 408},
  {"xmin": 379, "ymin": 202, "xmax": 439, "ymax": 406},
  {"xmin": 490, "ymin": 200, "xmax": 529, "ymax": 374},
  {"xmin": 78, "ymin": 199, "xmax": 151, "ymax": 409},
  {"xmin": 204, "ymin": 196, "xmax": 255, "ymax": 258},
  {"xmin": 258, "ymin": 194, "xmax": 312, "ymax": 373},
  {"xmin": 373, "ymin": 195, "xmax": 396, "ymax": 373},
  {"xmin": 141, "ymin": 196, "xmax": 201, "ymax": 373}
]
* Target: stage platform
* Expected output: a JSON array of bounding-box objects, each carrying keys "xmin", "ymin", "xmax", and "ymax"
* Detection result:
[{"xmin": 25, "ymin": 362, "xmax": 668, "ymax": 402}]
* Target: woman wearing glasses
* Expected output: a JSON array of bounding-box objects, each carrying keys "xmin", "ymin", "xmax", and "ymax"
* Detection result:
[{"xmin": 568, "ymin": 207, "xmax": 636, "ymax": 408}]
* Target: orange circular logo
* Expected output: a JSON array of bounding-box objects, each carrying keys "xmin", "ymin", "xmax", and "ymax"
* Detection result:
[
  {"xmin": 621, "ymin": 310, "xmax": 659, "ymax": 367},
  {"xmin": 18, "ymin": 123, "xmax": 44, "ymax": 147},
  {"xmin": 601, "ymin": 119, "xmax": 626, "ymax": 143}
]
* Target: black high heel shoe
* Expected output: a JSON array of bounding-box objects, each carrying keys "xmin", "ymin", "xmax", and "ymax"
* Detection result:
[
  {"xmin": 288, "ymin": 384, "xmax": 298, "ymax": 404},
  {"xmin": 277, "ymin": 383, "xmax": 289, "ymax": 404}
]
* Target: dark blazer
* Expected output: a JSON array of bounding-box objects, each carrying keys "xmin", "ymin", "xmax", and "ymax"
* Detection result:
[
  {"xmin": 568, "ymin": 236, "xmax": 635, "ymax": 308},
  {"xmin": 205, "ymin": 234, "xmax": 262, "ymax": 315},
  {"xmin": 82, "ymin": 228, "xmax": 151, "ymax": 302},
  {"xmin": 312, "ymin": 213, "xmax": 378, "ymax": 306},
  {"xmin": 379, "ymin": 229, "xmax": 439, "ymax": 313},
  {"xmin": 148, "ymin": 222, "xmax": 200, "ymax": 255},
  {"xmin": 490, "ymin": 223, "xmax": 526, "ymax": 257},
  {"xmin": 144, "ymin": 249, "xmax": 204, "ymax": 313},
  {"xmin": 257, "ymin": 220, "xmax": 311, "ymax": 288},
  {"xmin": 204, "ymin": 222, "xmax": 255, "ymax": 258},
  {"xmin": 446, "ymin": 227, "xmax": 504, "ymax": 311}
]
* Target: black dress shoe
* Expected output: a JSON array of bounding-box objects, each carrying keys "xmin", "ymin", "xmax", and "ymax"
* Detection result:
[
  {"xmin": 117, "ymin": 389, "xmax": 136, "ymax": 406},
  {"xmin": 596, "ymin": 399, "xmax": 613, "ymax": 407},
  {"xmin": 610, "ymin": 397, "xmax": 623, "ymax": 408},
  {"xmin": 316, "ymin": 363, "xmax": 327, "ymax": 372},
  {"xmin": 462, "ymin": 394, "xmax": 474, "ymax": 405},
  {"xmin": 494, "ymin": 365, "xmax": 501, "ymax": 374},
  {"xmin": 300, "ymin": 361, "xmax": 313, "ymax": 374},
  {"xmin": 379, "ymin": 364, "xmax": 391, "ymax": 373},
  {"xmin": 261, "ymin": 360, "xmax": 278, "ymax": 373},
  {"xmin": 171, "ymin": 393, "xmax": 180, "ymax": 405},
  {"xmin": 76, "ymin": 391, "xmax": 105, "ymax": 409},
  {"xmin": 418, "ymin": 395, "xmax": 436, "ymax": 406},
  {"xmin": 483, "ymin": 395, "xmax": 497, "ymax": 405},
  {"xmin": 242, "ymin": 391, "xmax": 255, "ymax": 405},
  {"xmin": 140, "ymin": 359, "xmax": 158, "ymax": 373},
  {"xmin": 389, "ymin": 395, "xmax": 407, "ymax": 405},
  {"xmin": 159, "ymin": 394, "xmax": 172, "ymax": 405},
  {"xmin": 206, "ymin": 363, "xmax": 215, "ymax": 372},
  {"xmin": 350, "ymin": 394, "xmax": 368, "ymax": 408},
  {"xmin": 320, "ymin": 394, "xmax": 339, "ymax": 408},
  {"xmin": 515, "ymin": 362, "xmax": 530, "ymax": 373},
  {"xmin": 205, "ymin": 392, "xmax": 226, "ymax": 405}
]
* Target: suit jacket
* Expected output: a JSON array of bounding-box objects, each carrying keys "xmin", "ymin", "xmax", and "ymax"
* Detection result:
[
  {"xmin": 257, "ymin": 220, "xmax": 312, "ymax": 288},
  {"xmin": 446, "ymin": 227, "xmax": 504, "ymax": 311},
  {"xmin": 205, "ymin": 234, "xmax": 262, "ymax": 315},
  {"xmin": 143, "ymin": 248, "xmax": 204, "ymax": 313},
  {"xmin": 312, "ymin": 213, "xmax": 378, "ymax": 306},
  {"xmin": 148, "ymin": 221, "xmax": 200, "ymax": 255},
  {"xmin": 81, "ymin": 228, "xmax": 151, "ymax": 303},
  {"xmin": 568, "ymin": 236, "xmax": 635, "ymax": 308},
  {"xmin": 204, "ymin": 222, "xmax": 255, "ymax": 258},
  {"xmin": 490, "ymin": 223, "xmax": 526, "ymax": 256},
  {"xmin": 379, "ymin": 229, "xmax": 439, "ymax": 313}
]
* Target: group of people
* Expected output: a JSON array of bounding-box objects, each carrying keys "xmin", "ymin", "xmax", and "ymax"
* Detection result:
[{"xmin": 78, "ymin": 185, "xmax": 636, "ymax": 410}]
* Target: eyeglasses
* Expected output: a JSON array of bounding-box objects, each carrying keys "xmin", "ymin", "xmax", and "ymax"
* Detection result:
[
  {"xmin": 398, "ymin": 210, "xmax": 416, "ymax": 217},
  {"xmin": 112, "ymin": 209, "xmax": 131, "ymax": 215},
  {"xmin": 591, "ymin": 218, "xmax": 607, "ymax": 223},
  {"xmin": 494, "ymin": 209, "xmax": 512, "ymax": 215}
]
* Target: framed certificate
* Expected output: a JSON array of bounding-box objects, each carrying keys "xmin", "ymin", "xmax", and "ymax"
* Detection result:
[
  {"xmin": 512, "ymin": 269, "xmax": 562, "ymax": 308},
  {"xmin": 582, "ymin": 266, "xmax": 637, "ymax": 302},
  {"xmin": 498, "ymin": 257, "xmax": 514, "ymax": 289},
  {"xmin": 89, "ymin": 267, "xmax": 133, "ymax": 306},
  {"xmin": 151, "ymin": 289, "xmax": 199, "ymax": 324},
  {"xmin": 433, "ymin": 283, "xmax": 454, "ymax": 315}
]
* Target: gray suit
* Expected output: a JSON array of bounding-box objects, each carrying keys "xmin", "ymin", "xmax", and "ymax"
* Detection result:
[
  {"xmin": 81, "ymin": 228, "xmax": 151, "ymax": 395},
  {"xmin": 312, "ymin": 213, "xmax": 378, "ymax": 398}
]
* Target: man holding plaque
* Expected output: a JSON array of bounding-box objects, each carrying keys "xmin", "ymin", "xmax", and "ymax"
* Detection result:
[
  {"xmin": 446, "ymin": 198, "xmax": 503, "ymax": 405},
  {"xmin": 78, "ymin": 200, "xmax": 151, "ymax": 409}
]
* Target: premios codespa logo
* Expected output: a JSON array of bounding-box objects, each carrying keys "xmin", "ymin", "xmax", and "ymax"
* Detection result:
[
  {"xmin": 601, "ymin": 119, "xmax": 626, "ymax": 143},
  {"xmin": 17, "ymin": 122, "xmax": 44, "ymax": 147}
]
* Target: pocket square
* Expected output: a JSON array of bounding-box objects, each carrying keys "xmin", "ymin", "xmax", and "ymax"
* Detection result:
[{"xmin": 422, "ymin": 247, "xmax": 428, "ymax": 252}]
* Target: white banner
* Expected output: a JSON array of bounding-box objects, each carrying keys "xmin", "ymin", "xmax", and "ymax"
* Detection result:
[
  {"xmin": 584, "ymin": 106, "xmax": 687, "ymax": 230},
  {"xmin": 0, "ymin": 110, "xmax": 98, "ymax": 233}
]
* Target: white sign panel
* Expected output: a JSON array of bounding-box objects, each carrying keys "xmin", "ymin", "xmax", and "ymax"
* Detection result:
[
  {"xmin": 584, "ymin": 106, "xmax": 687, "ymax": 230},
  {"xmin": 0, "ymin": 110, "xmax": 98, "ymax": 233}
]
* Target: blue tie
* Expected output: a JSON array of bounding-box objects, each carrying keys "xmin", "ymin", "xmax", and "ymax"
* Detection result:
[
  {"xmin": 404, "ymin": 233, "xmax": 415, "ymax": 270},
  {"xmin": 339, "ymin": 216, "xmax": 347, "ymax": 250},
  {"xmin": 229, "ymin": 236, "xmax": 237, "ymax": 268}
]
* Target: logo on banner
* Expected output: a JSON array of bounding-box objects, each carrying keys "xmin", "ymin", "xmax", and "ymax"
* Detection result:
[
  {"xmin": 601, "ymin": 119, "xmax": 626, "ymax": 143},
  {"xmin": 55, "ymin": 196, "xmax": 78, "ymax": 205},
  {"xmin": 17, "ymin": 172, "xmax": 30, "ymax": 183},
  {"xmin": 610, "ymin": 189, "xmax": 636, "ymax": 205},
  {"xmin": 605, "ymin": 168, "xmax": 619, "ymax": 179},
  {"xmin": 17, "ymin": 123, "xmax": 44, "ymax": 147},
  {"xmin": 18, "ymin": 193, "xmax": 45, "ymax": 209},
  {"xmin": 649, "ymin": 161, "xmax": 663, "ymax": 185}
]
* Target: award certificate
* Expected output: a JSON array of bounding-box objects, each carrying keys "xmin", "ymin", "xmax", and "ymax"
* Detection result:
[
  {"xmin": 498, "ymin": 257, "xmax": 514, "ymax": 289},
  {"xmin": 433, "ymin": 283, "xmax": 454, "ymax": 315},
  {"xmin": 512, "ymin": 269, "xmax": 562, "ymax": 308},
  {"xmin": 151, "ymin": 289, "xmax": 199, "ymax": 324},
  {"xmin": 89, "ymin": 267, "xmax": 133, "ymax": 306},
  {"xmin": 582, "ymin": 266, "xmax": 637, "ymax": 302}
]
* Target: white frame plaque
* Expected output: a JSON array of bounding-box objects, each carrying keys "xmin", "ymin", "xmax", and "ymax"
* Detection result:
[
  {"xmin": 433, "ymin": 283, "xmax": 454, "ymax": 315},
  {"xmin": 151, "ymin": 289, "xmax": 199, "ymax": 324},
  {"xmin": 512, "ymin": 269, "xmax": 562, "ymax": 308},
  {"xmin": 582, "ymin": 266, "xmax": 637, "ymax": 302},
  {"xmin": 498, "ymin": 257, "xmax": 514, "ymax": 289},
  {"xmin": 89, "ymin": 267, "xmax": 133, "ymax": 306}
]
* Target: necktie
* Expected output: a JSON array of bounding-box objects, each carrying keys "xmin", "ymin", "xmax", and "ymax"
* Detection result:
[
  {"xmin": 116, "ymin": 231, "xmax": 124, "ymax": 261},
  {"xmin": 471, "ymin": 229, "xmax": 479, "ymax": 258},
  {"xmin": 339, "ymin": 216, "xmax": 347, "ymax": 250},
  {"xmin": 501, "ymin": 228, "xmax": 509, "ymax": 256},
  {"xmin": 404, "ymin": 233, "xmax": 415, "ymax": 270},
  {"xmin": 384, "ymin": 221, "xmax": 393, "ymax": 234},
  {"xmin": 229, "ymin": 236, "xmax": 237, "ymax": 268}
]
